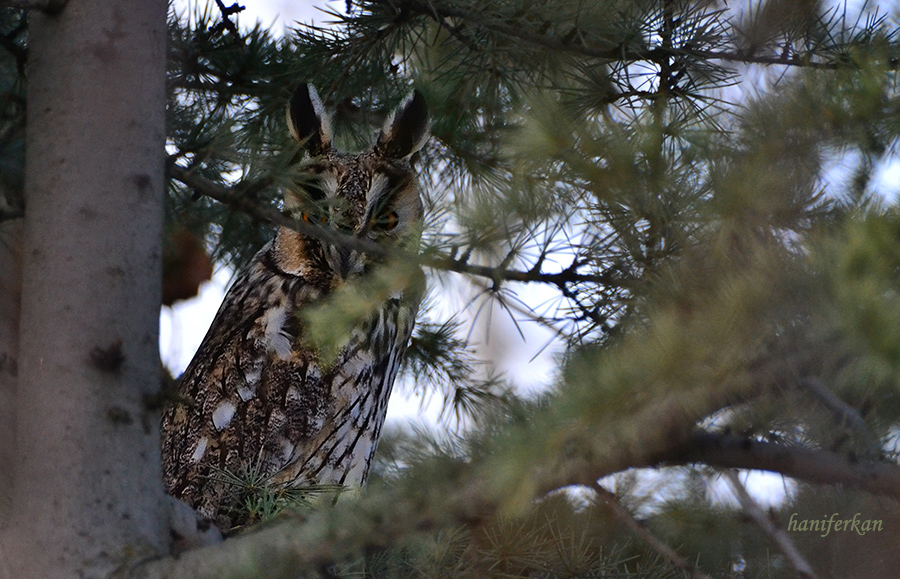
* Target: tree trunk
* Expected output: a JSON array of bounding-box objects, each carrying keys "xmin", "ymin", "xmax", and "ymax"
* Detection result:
[
  {"xmin": 0, "ymin": 2, "xmax": 168, "ymax": 577},
  {"xmin": 0, "ymin": 219, "xmax": 22, "ymax": 527}
]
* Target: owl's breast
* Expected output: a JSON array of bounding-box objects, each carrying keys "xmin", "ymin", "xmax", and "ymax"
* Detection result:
[{"xmin": 262, "ymin": 291, "xmax": 419, "ymax": 488}]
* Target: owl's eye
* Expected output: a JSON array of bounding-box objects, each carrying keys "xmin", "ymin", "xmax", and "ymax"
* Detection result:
[
  {"xmin": 301, "ymin": 212, "xmax": 328, "ymax": 225},
  {"xmin": 370, "ymin": 210, "xmax": 400, "ymax": 231}
]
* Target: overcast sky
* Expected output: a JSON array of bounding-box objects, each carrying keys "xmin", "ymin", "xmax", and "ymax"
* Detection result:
[{"xmin": 172, "ymin": 0, "xmax": 342, "ymax": 32}]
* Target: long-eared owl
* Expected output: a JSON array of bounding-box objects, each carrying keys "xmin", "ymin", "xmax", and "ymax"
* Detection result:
[{"xmin": 162, "ymin": 84, "xmax": 429, "ymax": 531}]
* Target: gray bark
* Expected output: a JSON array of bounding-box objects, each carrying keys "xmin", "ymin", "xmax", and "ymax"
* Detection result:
[
  {"xmin": 0, "ymin": 220, "xmax": 22, "ymax": 527},
  {"xmin": 0, "ymin": 1, "xmax": 168, "ymax": 577}
]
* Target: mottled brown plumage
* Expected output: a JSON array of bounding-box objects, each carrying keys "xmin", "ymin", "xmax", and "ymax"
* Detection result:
[{"xmin": 161, "ymin": 84, "xmax": 429, "ymax": 531}]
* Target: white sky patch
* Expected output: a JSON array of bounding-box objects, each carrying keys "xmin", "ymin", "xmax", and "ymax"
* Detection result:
[
  {"xmin": 707, "ymin": 470, "xmax": 796, "ymax": 509},
  {"xmin": 599, "ymin": 467, "xmax": 796, "ymax": 512},
  {"xmin": 871, "ymin": 158, "xmax": 900, "ymax": 203},
  {"xmin": 172, "ymin": 0, "xmax": 344, "ymax": 33},
  {"xmin": 160, "ymin": 267, "xmax": 232, "ymax": 373}
]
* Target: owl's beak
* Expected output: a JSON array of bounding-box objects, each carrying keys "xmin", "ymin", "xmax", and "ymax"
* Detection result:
[
  {"xmin": 326, "ymin": 244, "xmax": 361, "ymax": 280},
  {"xmin": 337, "ymin": 246, "xmax": 354, "ymax": 279}
]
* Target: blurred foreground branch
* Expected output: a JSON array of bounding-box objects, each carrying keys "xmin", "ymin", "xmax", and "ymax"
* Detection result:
[
  {"xmin": 167, "ymin": 161, "xmax": 618, "ymax": 288},
  {"xmin": 681, "ymin": 432, "xmax": 900, "ymax": 500},
  {"xmin": 135, "ymin": 356, "xmax": 900, "ymax": 577}
]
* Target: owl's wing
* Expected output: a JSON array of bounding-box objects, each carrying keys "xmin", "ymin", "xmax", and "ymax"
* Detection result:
[
  {"xmin": 161, "ymin": 243, "xmax": 320, "ymax": 523},
  {"xmin": 162, "ymin": 243, "xmax": 423, "ymax": 530}
]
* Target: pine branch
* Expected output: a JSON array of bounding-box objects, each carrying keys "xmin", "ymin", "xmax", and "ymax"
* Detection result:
[
  {"xmin": 166, "ymin": 161, "xmax": 619, "ymax": 288},
  {"xmin": 366, "ymin": 0, "xmax": 893, "ymax": 71},
  {"xmin": 134, "ymin": 367, "xmax": 900, "ymax": 577},
  {"xmin": 679, "ymin": 432, "xmax": 900, "ymax": 500},
  {"xmin": 525, "ymin": 346, "xmax": 900, "ymax": 503},
  {"xmin": 133, "ymin": 474, "xmax": 496, "ymax": 579},
  {"xmin": 590, "ymin": 483, "xmax": 711, "ymax": 579},
  {"xmin": 723, "ymin": 470, "xmax": 820, "ymax": 579},
  {"xmin": 531, "ymin": 346, "xmax": 818, "ymax": 495}
]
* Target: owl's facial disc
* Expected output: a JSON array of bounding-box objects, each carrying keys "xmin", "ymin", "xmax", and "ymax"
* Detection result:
[
  {"xmin": 324, "ymin": 243, "xmax": 362, "ymax": 280},
  {"xmin": 286, "ymin": 152, "xmax": 422, "ymax": 282}
]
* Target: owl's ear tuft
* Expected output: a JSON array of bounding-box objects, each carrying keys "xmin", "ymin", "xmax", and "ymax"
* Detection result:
[
  {"xmin": 375, "ymin": 90, "xmax": 429, "ymax": 160},
  {"xmin": 288, "ymin": 83, "xmax": 332, "ymax": 156}
]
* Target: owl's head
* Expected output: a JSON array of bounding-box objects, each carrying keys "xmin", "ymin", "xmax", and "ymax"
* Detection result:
[{"xmin": 273, "ymin": 83, "xmax": 429, "ymax": 284}]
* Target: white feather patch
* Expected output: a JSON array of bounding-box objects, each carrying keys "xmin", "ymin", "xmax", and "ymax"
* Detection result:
[
  {"xmin": 366, "ymin": 173, "xmax": 390, "ymax": 203},
  {"xmin": 321, "ymin": 173, "xmax": 339, "ymax": 197},
  {"xmin": 281, "ymin": 440, "xmax": 296, "ymax": 463},
  {"xmin": 237, "ymin": 385, "xmax": 255, "ymax": 402},
  {"xmin": 243, "ymin": 365, "xmax": 262, "ymax": 385},
  {"xmin": 306, "ymin": 84, "xmax": 333, "ymax": 145},
  {"xmin": 211, "ymin": 402, "xmax": 236, "ymax": 431},
  {"xmin": 344, "ymin": 435, "xmax": 374, "ymax": 484},
  {"xmin": 263, "ymin": 306, "xmax": 293, "ymax": 360},
  {"xmin": 191, "ymin": 437, "xmax": 208, "ymax": 462}
]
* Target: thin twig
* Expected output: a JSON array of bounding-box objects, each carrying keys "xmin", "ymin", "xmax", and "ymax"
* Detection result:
[
  {"xmin": 208, "ymin": 0, "xmax": 245, "ymax": 41},
  {"xmin": 799, "ymin": 377, "xmax": 869, "ymax": 436},
  {"xmin": 723, "ymin": 470, "xmax": 819, "ymax": 579},
  {"xmin": 168, "ymin": 162, "xmax": 389, "ymax": 258},
  {"xmin": 590, "ymin": 482, "xmax": 712, "ymax": 579}
]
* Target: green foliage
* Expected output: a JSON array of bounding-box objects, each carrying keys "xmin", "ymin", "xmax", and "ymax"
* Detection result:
[
  {"xmin": 208, "ymin": 462, "xmax": 346, "ymax": 532},
  {"xmin": 10, "ymin": 0, "xmax": 900, "ymax": 575},
  {"xmin": 165, "ymin": 1, "xmax": 900, "ymax": 575},
  {"xmin": 300, "ymin": 257, "xmax": 426, "ymax": 364},
  {"xmin": 307, "ymin": 490, "xmax": 692, "ymax": 579}
]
